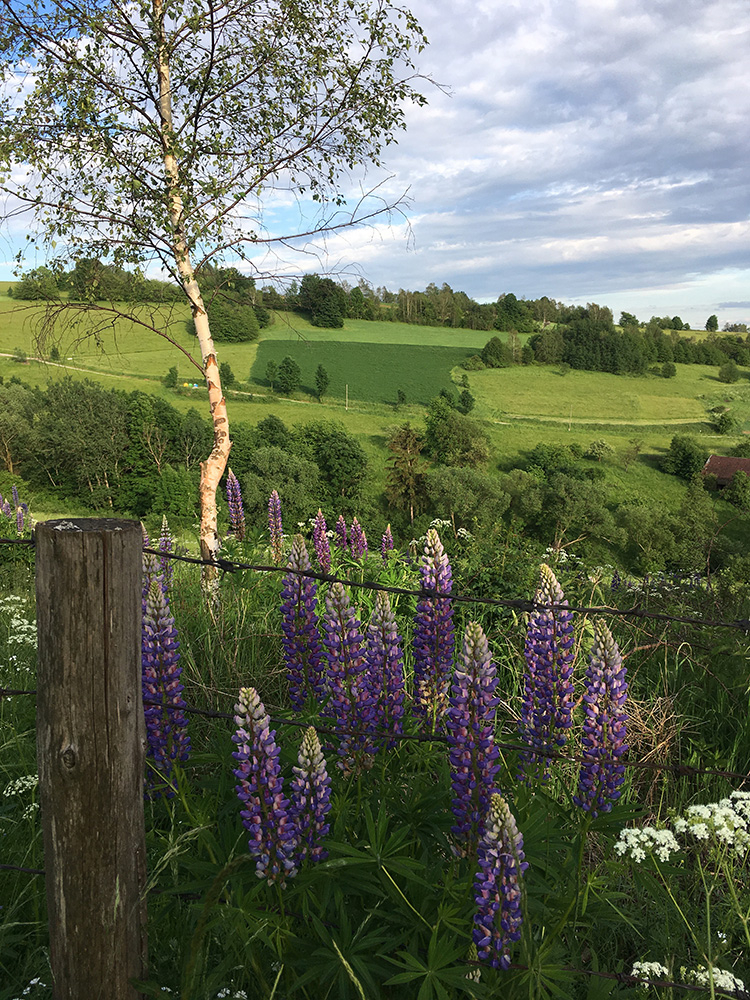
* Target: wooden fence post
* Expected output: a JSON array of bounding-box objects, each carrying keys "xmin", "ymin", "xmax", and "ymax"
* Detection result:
[{"xmin": 35, "ymin": 518, "xmax": 147, "ymax": 1000}]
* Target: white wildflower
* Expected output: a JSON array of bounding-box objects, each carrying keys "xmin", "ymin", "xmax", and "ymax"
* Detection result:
[
  {"xmin": 682, "ymin": 965, "xmax": 745, "ymax": 994},
  {"xmin": 3, "ymin": 774, "xmax": 38, "ymax": 797},
  {"xmin": 631, "ymin": 961, "xmax": 670, "ymax": 987},
  {"xmin": 614, "ymin": 827, "xmax": 680, "ymax": 863}
]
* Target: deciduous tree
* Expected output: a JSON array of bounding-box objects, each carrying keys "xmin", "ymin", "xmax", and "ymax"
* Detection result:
[{"xmin": 0, "ymin": 0, "xmax": 428, "ymax": 573}]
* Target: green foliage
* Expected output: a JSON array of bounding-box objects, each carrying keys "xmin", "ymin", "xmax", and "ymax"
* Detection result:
[
  {"xmin": 385, "ymin": 422, "xmax": 429, "ymax": 525},
  {"xmin": 219, "ymin": 361, "xmax": 236, "ymax": 388},
  {"xmin": 163, "ymin": 365, "xmax": 179, "ymax": 389},
  {"xmin": 723, "ymin": 469, "xmax": 750, "ymax": 510},
  {"xmin": 151, "ymin": 464, "xmax": 200, "ymax": 524},
  {"xmin": 200, "ymin": 297, "xmax": 260, "ymax": 343},
  {"xmin": 297, "ymin": 420, "xmax": 368, "ymax": 503},
  {"xmin": 424, "ymin": 398, "xmax": 490, "ymax": 468},
  {"xmin": 706, "ymin": 314, "xmax": 719, "ymax": 331},
  {"xmin": 426, "ymin": 465, "xmax": 509, "ymax": 530},
  {"xmin": 715, "ymin": 410, "xmax": 736, "ymax": 434},
  {"xmin": 480, "ymin": 335, "xmax": 514, "ymax": 369},
  {"xmin": 456, "ymin": 389, "xmax": 475, "ymax": 414},
  {"xmin": 661, "ymin": 435, "xmax": 709, "ymax": 480},
  {"xmin": 13, "ymin": 266, "xmax": 59, "ymax": 300},
  {"xmin": 241, "ymin": 446, "xmax": 322, "ymax": 526},
  {"xmin": 315, "ymin": 363, "xmax": 330, "ymax": 399},
  {"xmin": 276, "ymin": 355, "xmax": 302, "ymax": 395},
  {"xmin": 661, "ymin": 361, "xmax": 676, "ymax": 378},
  {"xmin": 584, "ymin": 439, "xmax": 614, "ymax": 462},
  {"xmin": 494, "ymin": 291, "xmax": 534, "ymax": 332},
  {"xmin": 718, "ymin": 359, "xmax": 739, "ymax": 383},
  {"xmin": 265, "ymin": 360, "xmax": 278, "ymax": 390},
  {"xmin": 299, "ymin": 274, "xmax": 347, "ymax": 328}
]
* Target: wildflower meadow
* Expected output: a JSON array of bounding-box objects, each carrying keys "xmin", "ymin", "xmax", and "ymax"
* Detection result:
[{"xmin": 0, "ymin": 483, "xmax": 748, "ymax": 1000}]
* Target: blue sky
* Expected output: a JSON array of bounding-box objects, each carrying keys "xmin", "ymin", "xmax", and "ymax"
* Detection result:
[
  {"xmin": 256, "ymin": 0, "xmax": 750, "ymax": 328},
  {"xmin": 3, "ymin": 0, "xmax": 749, "ymax": 329}
]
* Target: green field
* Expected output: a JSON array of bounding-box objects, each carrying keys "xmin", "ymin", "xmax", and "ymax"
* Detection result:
[
  {"xmin": 252, "ymin": 339, "xmax": 475, "ymax": 405},
  {"xmin": 2, "ymin": 293, "xmax": 748, "ymax": 498},
  {"xmin": 468, "ymin": 364, "xmax": 750, "ymax": 428}
]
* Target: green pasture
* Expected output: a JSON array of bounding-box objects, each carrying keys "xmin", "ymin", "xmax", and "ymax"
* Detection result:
[
  {"xmin": 251, "ymin": 339, "xmax": 475, "ymax": 406},
  {"xmin": 263, "ymin": 311, "xmax": 492, "ymax": 348},
  {"xmin": 467, "ymin": 363, "xmax": 750, "ymax": 429}
]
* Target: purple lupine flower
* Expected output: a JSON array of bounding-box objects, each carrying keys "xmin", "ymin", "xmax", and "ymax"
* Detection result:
[
  {"xmin": 268, "ymin": 490, "xmax": 284, "ymax": 564},
  {"xmin": 142, "ymin": 579, "xmax": 190, "ymax": 797},
  {"xmin": 611, "ymin": 569, "xmax": 621, "ymax": 592},
  {"xmin": 350, "ymin": 517, "xmax": 367, "ymax": 560},
  {"xmin": 335, "ymin": 514, "xmax": 348, "ymax": 553},
  {"xmin": 226, "ymin": 469, "xmax": 246, "ymax": 541},
  {"xmin": 381, "ymin": 524, "xmax": 394, "ymax": 564},
  {"xmin": 412, "ymin": 528, "xmax": 455, "ymax": 729},
  {"xmin": 573, "ymin": 621, "xmax": 628, "ymax": 818},
  {"xmin": 16, "ymin": 505, "xmax": 24, "ymax": 536},
  {"xmin": 280, "ymin": 535, "xmax": 325, "ymax": 710},
  {"xmin": 321, "ymin": 581, "xmax": 373, "ymax": 770},
  {"xmin": 232, "ymin": 687, "xmax": 298, "ymax": 885},
  {"xmin": 289, "ymin": 726, "xmax": 332, "ymax": 865},
  {"xmin": 473, "ymin": 794, "xmax": 528, "ymax": 971},
  {"xmin": 447, "ymin": 622, "xmax": 501, "ymax": 855},
  {"xmin": 11, "ymin": 485, "xmax": 19, "ymax": 508},
  {"xmin": 517, "ymin": 564, "xmax": 575, "ymax": 783},
  {"xmin": 158, "ymin": 515, "xmax": 174, "ymax": 594},
  {"xmin": 1, "ymin": 500, "xmax": 11, "ymax": 517},
  {"xmin": 313, "ymin": 509, "xmax": 331, "ymax": 572},
  {"xmin": 362, "ymin": 591, "xmax": 405, "ymax": 748}
]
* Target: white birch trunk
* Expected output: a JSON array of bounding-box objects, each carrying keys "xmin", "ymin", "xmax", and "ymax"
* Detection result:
[{"xmin": 154, "ymin": 0, "xmax": 230, "ymax": 586}]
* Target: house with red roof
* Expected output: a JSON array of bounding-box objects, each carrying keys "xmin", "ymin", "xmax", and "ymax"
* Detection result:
[{"xmin": 702, "ymin": 455, "xmax": 750, "ymax": 487}]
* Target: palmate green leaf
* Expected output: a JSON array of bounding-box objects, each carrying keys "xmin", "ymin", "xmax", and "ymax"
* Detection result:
[{"xmin": 383, "ymin": 927, "xmax": 489, "ymax": 999}]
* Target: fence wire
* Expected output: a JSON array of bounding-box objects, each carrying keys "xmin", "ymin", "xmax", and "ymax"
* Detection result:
[{"xmin": 3, "ymin": 535, "xmax": 750, "ymax": 631}]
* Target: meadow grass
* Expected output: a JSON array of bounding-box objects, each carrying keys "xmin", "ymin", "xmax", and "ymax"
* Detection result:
[{"xmin": 251, "ymin": 339, "xmax": 475, "ymax": 405}]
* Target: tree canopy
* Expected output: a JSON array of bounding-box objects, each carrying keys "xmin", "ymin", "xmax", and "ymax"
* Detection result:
[{"xmin": 0, "ymin": 0, "xmax": 428, "ymax": 568}]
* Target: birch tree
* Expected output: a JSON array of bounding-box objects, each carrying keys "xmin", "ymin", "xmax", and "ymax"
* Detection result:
[{"xmin": 0, "ymin": 0, "xmax": 427, "ymax": 571}]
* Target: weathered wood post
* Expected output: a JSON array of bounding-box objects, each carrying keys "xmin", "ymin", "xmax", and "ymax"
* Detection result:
[{"xmin": 35, "ymin": 519, "xmax": 147, "ymax": 1000}]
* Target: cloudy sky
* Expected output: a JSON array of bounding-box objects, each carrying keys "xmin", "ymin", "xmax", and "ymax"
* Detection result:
[
  {"xmin": 2, "ymin": 0, "xmax": 748, "ymax": 329},
  {"xmin": 263, "ymin": 0, "xmax": 750, "ymax": 328}
]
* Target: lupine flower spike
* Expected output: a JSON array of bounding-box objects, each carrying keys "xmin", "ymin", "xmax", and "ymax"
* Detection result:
[
  {"xmin": 313, "ymin": 509, "xmax": 331, "ymax": 572},
  {"xmin": 268, "ymin": 490, "xmax": 284, "ymax": 564},
  {"xmin": 381, "ymin": 524, "xmax": 394, "ymax": 564},
  {"xmin": 447, "ymin": 621, "xmax": 501, "ymax": 854},
  {"xmin": 335, "ymin": 514, "xmax": 348, "ymax": 552},
  {"xmin": 226, "ymin": 469, "xmax": 246, "ymax": 541},
  {"xmin": 574, "ymin": 620, "xmax": 628, "ymax": 817},
  {"xmin": 321, "ymin": 581, "xmax": 374, "ymax": 769},
  {"xmin": 412, "ymin": 528, "xmax": 455, "ymax": 727},
  {"xmin": 280, "ymin": 535, "xmax": 325, "ymax": 709},
  {"xmin": 232, "ymin": 687, "xmax": 297, "ymax": 885},
  {"xmin": 142, "ymin": 580, "xmax": 190, "ymax": 797},
  {"xmin": 362, "ymin": 590, "xmax": 406, "ymax": 748},
  {"xmin": 158, "ymin": 515, "xmax": 174, "ymax": 594},
  {"xmin": 289, "ymin": 726, "xmax": 332, "ymax": 865},
  {"xmin": 473, "ymin": 794, "xmax": 528, "ymax": 971},
  {"xmin": 518, "ymin": 563, "xmax": 575, "ymax": 782},
  {"xmin": 350, "ymin": 517, "xmax": 367, "ymax": 560}
]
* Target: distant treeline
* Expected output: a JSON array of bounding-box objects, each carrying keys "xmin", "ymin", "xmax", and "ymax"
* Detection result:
[
  {"xmin": 468, "ymin": 306, "xmax": 750, "ymax": 376},
  {"xmin": 13, "ymin": 261, "xmax": 747, "ymax": 337}
]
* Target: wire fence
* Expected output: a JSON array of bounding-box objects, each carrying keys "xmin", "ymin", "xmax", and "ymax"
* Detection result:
[
  {"xmin": 3, "ymin": 535, "xmax": 750, "ymax": 631},
  {"xmin": 2, "ymin": 531, "xmax": 749, "ymax": 998}
]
